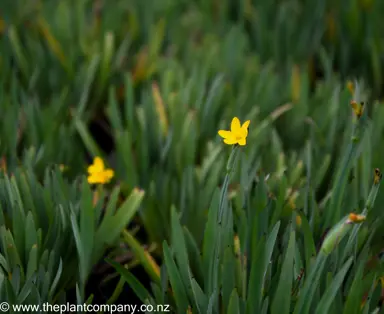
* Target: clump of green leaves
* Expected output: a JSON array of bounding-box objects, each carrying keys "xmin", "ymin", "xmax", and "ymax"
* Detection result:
[
  {"xmin": 2, "ymin": 0, "xmax": 384, "ymax": 311},
  {"xmin": 112, "ymin": 100, "xmax": 384, "ymax": 313},
  {"xmin": 0, "ymin": 167, "xmax": 144, "ymax": 305}
]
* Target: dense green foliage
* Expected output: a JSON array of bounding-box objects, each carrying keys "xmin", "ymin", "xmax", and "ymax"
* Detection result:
[{"xmin": 0, "ymin": 0, "xmax": 384, "ymax": 313}]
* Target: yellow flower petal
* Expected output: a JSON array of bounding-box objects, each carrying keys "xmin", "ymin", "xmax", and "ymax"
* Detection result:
[
  {"xmin": 87, "ymin": 165, "xmax": 97, "ymax": 174},
  {"xmin": 239, "ymin": 120, "xmax": 251, "ymax": 138},
  {"xmin": 94, "ymin": 156, "xmax": 105, "ymax": 169},
  {"xmin": 224, "ymin": 136, "xmax": 238, "ymax": 145},
  {"xmin": 103, "ymin": 169, "xmax": 114, "ymax": 182},
  {"xmin": 236, "ymin": 127, "xmax": 248, "ymax": 138},
  {"xmin": 230, "ymin": 117, "xmax": 241, "ymax": 133},
  {"xmin": 86, "ymin": 155, "xmax": 114, "ymax": 185},
  {"xmin": 237, "ymin": 138, "xmax": 246, "ymax": 146},
  {"xmin": 241, "ymin": 120, "xmax": 250, "ymax": 130},
  {"xmin": 218, "ymin": 130, "xmax": 232, "ymax": 139},
  {"xmin": 218, "ymin": 117, "xmax": 250, "ymax": 146},
  {"xmin": 87, "ymin": 173, "xmax": 102, "ymax": 184},
  {"xmin": 88, "ymin": 157, "xmax": 105, "ymax": 174}
]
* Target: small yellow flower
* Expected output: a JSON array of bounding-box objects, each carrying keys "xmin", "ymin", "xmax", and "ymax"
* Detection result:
[
  {"xmin": 87, "ymin": 157, "xmax": 114, "ymax": 185},
  {"xmin": 218, "ymin": 117, "xmax": 250, "ymax": 146}
]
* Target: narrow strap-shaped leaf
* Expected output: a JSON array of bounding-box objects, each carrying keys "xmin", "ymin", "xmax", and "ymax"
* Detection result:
[
  {"xmin": 314, "ymin": 257, "xmax": 353, "ymax": 314},
  {"xmin": 122, "ymin": 230, "xmax": 160, "ymax": 284},
  {"xmin": 191, "ymin": 278, "xmax": 208, "ymax": 314},
  {"xmin": 299, "ymin": 214, "xmax": 316, "ymax": 270},
  {"xmin": 247, "ymin": 221, "xmax": 280, "ymax": 314},
  {"xmin": 183, "ymin": 227, "xmax": 204, "ymax": 285},
  {"xmin": 163, "ymin": 241, "xmax": 189, "ymax": 313},
  {"xmin": 202, "ymin": 188, "xmax": 220, "ymax": 293},
  {"xmin": 227, "ymin": 289, "xmax": 240, "ymax": 314},
  {"xmin": 293, "ymin": 252, "xmax": 328, "ymax": 314},
  {"xmin": 170, "ymin": 206, "xmax": 195, "ymax": 304},
  {"xmin": 79, "ymin": 180, "xmax": 94, "ymax": 283},
  {"xmin": 17, "ymin": 273, "xmax": 37, "ymax": 303},
  {"xmin": 106, "ymin": 259, "xmax": 151, "ymax": 304},
  {"xmin": 271, "ymin": 231, "xmax": 296, "ymax": 314},
  {"xmin": 222, "ymin": 247, "xmax": 236, "ymax": 314},
  {"xmin": 48, "ymin": 258, "xmax": 63, "ymax": 300}
]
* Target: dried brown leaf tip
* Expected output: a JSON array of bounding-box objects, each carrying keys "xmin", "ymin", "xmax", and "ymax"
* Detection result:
[
  {"xmin": 348, "ymin": 213, "xmax": 366, "ymax": 223},
  {"xmin": 374, "ymin": 168, "xmax": 382, "ymax": 185},
  {"xmin": 350, "ymin": 100, "xmax": 365, "ymax": 118},
  {"xmin": 0, "ymin": 157, "xmax": 6, "ymax": 172},
  {"xmin": 346, "ymin": 81, "xmax": 354, "ymax": 95}
]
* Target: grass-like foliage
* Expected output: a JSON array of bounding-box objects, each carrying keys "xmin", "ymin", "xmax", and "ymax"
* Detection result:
[
  {"xmin": 112, "ymin": 109, "xmax": 384, "ymax": 314},
  {"xmin": 0, "ymin": 167, "xmax": 144, "ymax": 305},
  {"xmin": 0, "ymin": 0, "xmax": 384, "ymax": 313}
]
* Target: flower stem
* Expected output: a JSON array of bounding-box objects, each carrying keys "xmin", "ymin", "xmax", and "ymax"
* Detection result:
[{"xmin": 218, "ymin": 145, "xmax": 239, "ymax": 222}]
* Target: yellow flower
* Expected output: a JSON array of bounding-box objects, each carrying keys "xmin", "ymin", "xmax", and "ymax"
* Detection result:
[
  {"xmin": 218, "ymin": 117, "xmax": 250, "ymax": 146},
  {"xmin": 87, "ymin": 157, "xmax": 114, "ymax": 185}
]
